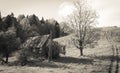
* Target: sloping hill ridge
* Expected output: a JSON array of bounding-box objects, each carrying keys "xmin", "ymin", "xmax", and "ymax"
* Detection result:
[{"xmin": 54, "ymin": 34, "xmax": 74, "ymax": 48}]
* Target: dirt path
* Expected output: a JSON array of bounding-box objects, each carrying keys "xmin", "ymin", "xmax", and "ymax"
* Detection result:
[
  {"xmin": 90, "ymin": 41, "xmax": 120, "ymax": 73},
  {"xmin": 108, "ymin": 45, "xmax": 119, "ymax": 73}
]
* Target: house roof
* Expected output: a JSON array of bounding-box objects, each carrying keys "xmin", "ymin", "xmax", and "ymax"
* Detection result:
[{"xmin": 20, "ymin": 35, "xmax": 50, "ymax": 49}]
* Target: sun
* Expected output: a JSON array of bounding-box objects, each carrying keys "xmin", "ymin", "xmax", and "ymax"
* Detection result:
[{"xmin": 58, "ymin": 2, "xmax": 75, "ymax": 18}]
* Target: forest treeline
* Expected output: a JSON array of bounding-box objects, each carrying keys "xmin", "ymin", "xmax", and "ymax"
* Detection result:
[{"xmin": 0, "ymin": 12, "xmax": 68, "ymax": 64}]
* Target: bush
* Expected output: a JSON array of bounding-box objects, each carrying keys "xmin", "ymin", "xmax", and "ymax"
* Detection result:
[{"xmin": 17, "ymin": 49, "xmax": 28, "ymax": 66}]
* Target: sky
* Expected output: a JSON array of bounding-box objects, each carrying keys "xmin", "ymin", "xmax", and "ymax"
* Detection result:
[{"xmin": 0, "ymin": 0, "xmax": 120, "ymax": 27}]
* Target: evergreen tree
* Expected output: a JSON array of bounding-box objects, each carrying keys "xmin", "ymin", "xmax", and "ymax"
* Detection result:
[{"xmin": 0, "ymin": 12, "xmax": 1, "ymax": 21}]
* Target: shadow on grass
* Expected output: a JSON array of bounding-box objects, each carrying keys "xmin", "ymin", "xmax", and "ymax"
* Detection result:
[
  {"xmin": 7, "ymin": 60, "xmax": 70, "ymax": 69},
  {"xmin": 6, "ymin": 56, "xmax": 94, "ymax": 67},
  {"xmin": 54, "ymin": 56, "xmax": 93, "ymax": 64},
  {"xmin": 88, "ymin": 55, "xmax": 120, "ymax": 61}
]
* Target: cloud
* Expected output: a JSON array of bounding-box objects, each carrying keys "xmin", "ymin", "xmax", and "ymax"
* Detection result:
[
  {"xmin": 58, "ymin": 2, "xmax": 75, "ymax": 17},
  {"xmin": 89, "ymin": 0, "xmax": 120, "ymax": 27}
]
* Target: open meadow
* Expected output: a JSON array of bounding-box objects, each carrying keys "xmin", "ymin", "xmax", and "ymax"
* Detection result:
[{"xmin": 0, "ymin": 31, "xmax": 119, "ymax": 73}]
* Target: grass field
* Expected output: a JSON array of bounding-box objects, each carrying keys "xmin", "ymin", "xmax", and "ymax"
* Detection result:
[{"xmin": 0, "ymin": 33, "xmax": 119, "ymax": 73}]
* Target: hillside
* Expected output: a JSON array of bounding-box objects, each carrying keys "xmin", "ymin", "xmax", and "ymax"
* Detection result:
[
  {"xmin": 0, "ymin": 13, "xmax": 120, "ymax": 73},
  {"xmin": 0, "ymin": 33, "xmax": 119, "ymax": 73}
]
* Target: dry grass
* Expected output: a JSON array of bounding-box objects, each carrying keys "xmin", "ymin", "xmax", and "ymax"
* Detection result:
[{"xmin": 0, "ymin": 34, "xmax": 119, "ymax": 73}]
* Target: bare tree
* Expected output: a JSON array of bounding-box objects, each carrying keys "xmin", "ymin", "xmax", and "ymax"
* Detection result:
[
  {"xmin": 67, "ymin": 0, "xmax": 98, "ymax": 56},
  {"xmin": 105, "ymin": 29, "xmax": 120, "ymax": 56}
]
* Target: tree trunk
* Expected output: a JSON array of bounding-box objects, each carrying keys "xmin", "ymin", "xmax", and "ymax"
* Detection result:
[
  {"xmin": 80, "ymin": 47, "xmax": 83, "ymax": 56},
  {"xmin": 79, "ymin": 40, "xmax": 83, "ymax": 56},
  {"xmin": 5, "ymin": 48, "xmax": 8, "ymax": 63}
]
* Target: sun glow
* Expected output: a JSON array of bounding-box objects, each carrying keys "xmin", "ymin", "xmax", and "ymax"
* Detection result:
[{"xmin": 58, "ymin": 2, "xmax": 75, "ymax": 18}]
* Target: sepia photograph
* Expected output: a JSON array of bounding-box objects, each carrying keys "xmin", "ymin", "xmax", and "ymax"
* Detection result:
[{"xmin": 0, "ymin": 0, "xmax": 120, "ymax": 73}]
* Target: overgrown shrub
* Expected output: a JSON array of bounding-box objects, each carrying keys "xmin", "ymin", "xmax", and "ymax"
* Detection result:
[{"xmin": 17, "ymin": 35, "xmax": 66, "ymax": 65}]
